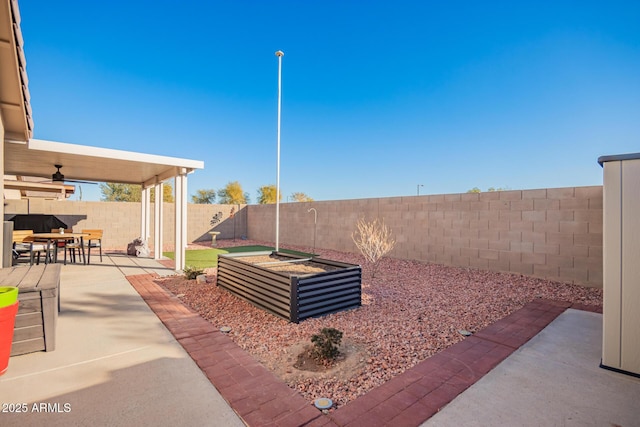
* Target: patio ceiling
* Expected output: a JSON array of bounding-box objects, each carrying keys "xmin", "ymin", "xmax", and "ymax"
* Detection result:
[{"xmin": 5, "ymin": 139, "xmax": 204, "ymax": 187}]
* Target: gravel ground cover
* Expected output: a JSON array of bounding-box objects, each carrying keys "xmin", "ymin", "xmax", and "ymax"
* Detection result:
[{"xmin": 160, "ymin": 239, "xmax": 602, "ymax": 408}]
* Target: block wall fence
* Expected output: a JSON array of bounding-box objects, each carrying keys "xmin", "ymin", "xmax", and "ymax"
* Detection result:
[
  {"xmin": 248, "ymin": 186, "xmax": 603, "ymax": 288},
  {"xmin": 4, "ymin": 185, "xmax": 602, "ymax": 287},
  {"xmin": 4, "ymin": 199, "xmax": 248, "ymax": 253}
]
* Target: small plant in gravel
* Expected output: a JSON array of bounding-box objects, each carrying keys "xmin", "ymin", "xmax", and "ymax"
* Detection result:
[
  {"xmin": 351, "ymin": 217, "xmax": 396, "ymax": 278},
  {"xmin": 311, "ymin": 327, "xmax": 343, "ymax": 362},
  {"xmin": 183, "ymin": 265, "xmax": 204, "ymax": 280}
]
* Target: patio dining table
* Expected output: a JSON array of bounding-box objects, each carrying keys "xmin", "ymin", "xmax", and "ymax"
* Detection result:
[{"xmin": 31, "ymin": 232, "xmax": 90, "ymax": 264}]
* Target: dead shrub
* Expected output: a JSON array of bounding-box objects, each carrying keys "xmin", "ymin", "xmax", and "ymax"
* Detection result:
[{"xmin": 351, "ymin": 217, "xmax": 396, "ymax": 278}]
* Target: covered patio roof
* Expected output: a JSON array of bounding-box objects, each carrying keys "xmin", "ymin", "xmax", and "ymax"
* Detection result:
[
  {"xmin": 1, "ymin": 1, "xmax": 203, "ymax": 270},
  {"xmin": 3, "ymin": 138, "xmax": 204, "ymax": 272},
  {"xmin": 5, "ymin": 138, "xmax": 203, "ymax": 187}
]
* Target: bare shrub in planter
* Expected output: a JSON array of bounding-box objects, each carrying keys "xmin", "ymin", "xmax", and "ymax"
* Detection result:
[{"xmin": 351, "ymin": 218, "xmax": 396, "ymax": 278}]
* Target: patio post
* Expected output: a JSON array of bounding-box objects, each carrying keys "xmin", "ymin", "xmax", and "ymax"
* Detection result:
[
  {"xmin": 174, "ymin": 171, "xmax": 188, "ymax": 271},
  {"xmin": 141, "ymin": 186, "xmax": 151, "ymax": 243},
  {"xmin": 154, "ymin": 181, "xmax": 163, "ymax": 260}
]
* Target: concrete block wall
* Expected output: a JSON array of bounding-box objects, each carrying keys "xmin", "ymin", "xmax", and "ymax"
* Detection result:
[
  {"xmin": 4, "ymin": 185, "xmax": 602, "ymax": 287},
  {"xmin": 4, "ymin": 200, "xmax": 248, "ymax": 253},
  {"xmin": 248, "ymin": 186, "xmax": 603, "ymax": 287},
  {"xmin": 187, "ymin": 203, "xmax": 248, "ymax": 244},
  {"xmin": 6, "ymin": 199, "xmax": 143, "ymax": 251}
]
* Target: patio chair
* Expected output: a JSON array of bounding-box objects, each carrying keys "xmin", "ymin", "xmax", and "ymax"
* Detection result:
[
  {"xmin": 50, "ymin": 229, "xmax": 83, "ymax": 265},
  {"xmin": 82, "ymin": 229, "xmax": 103, "ymax": 263},
  {"xmin": 12, "ymin": 229, "xmax": 53, "ymax": 265}
]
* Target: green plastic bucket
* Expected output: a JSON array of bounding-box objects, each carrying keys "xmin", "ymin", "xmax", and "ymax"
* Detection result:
[{"xmin": 0, "ymin": 287, "xmax": 18, "ymax": 309}]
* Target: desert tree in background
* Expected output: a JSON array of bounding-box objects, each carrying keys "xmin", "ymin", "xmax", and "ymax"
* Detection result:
[
  {"xmin": 290, "ymin": 192, "xmax": 314, "ymax": 202},
  {"xmin": 192, "ymin": 189, "xmax": 216, "ymax": 204},
  {"xmin": 257, "ymin": 184, "xmax": 282, "ymax": 204},
  {"xmin": 100, "ymin": 182, "xmax": 174, "ymax": 202},
  {"xmin": 217, "ymin": 181, "xmax": 249, "ymax": 204}
]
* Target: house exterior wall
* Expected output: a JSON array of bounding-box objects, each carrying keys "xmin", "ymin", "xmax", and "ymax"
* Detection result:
[{"xmin": 4, "ymin": 185, "xmax": 602, "ymax": 287}]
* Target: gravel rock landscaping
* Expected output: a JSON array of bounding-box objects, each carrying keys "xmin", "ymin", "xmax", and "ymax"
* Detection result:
[{"xmin": 159, "ymin": 240, "xmax": 602, "ymax": 408}]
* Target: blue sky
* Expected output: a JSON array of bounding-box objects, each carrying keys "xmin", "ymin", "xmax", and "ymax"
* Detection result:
[{"xmin": 18, "ymin": 1, "xmax": 640, "ymax": 202}]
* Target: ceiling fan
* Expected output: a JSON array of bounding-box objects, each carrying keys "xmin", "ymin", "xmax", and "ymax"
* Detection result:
[{"xmin": 51, "ymin": 164, "xmax": 97, "ymax": 185}]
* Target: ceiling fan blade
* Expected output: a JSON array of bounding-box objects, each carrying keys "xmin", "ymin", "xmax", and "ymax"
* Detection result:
[{"xmin": 65, "ymin": 179, "xmax": 98, "ymax": 185}]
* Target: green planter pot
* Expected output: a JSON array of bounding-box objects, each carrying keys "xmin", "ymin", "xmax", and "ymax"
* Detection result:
[{"xmin": 0, "ymin": 287, "xmax": 18, "ymax": 309}]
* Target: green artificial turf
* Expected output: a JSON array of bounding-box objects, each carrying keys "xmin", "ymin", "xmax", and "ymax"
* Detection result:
[
  {"xmin": 225, "ymin": 245, "xmax": 316, "ymax": 257},
  {"xmin": 163, "ymin": 245, "xmax": 316, "ymax": 269}
]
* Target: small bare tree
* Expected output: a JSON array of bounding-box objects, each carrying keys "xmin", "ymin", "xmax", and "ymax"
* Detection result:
[{"xmin": 351, "ymin": 218, "xmax": 396, "ymax": 278}]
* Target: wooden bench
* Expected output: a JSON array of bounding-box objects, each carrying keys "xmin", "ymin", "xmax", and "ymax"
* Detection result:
[{"xmin": 0, "ymin": 264, "xmax": 61, "ymax": 356}]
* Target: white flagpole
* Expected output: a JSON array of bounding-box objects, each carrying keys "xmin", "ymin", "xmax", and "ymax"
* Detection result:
[{"xmin": 275, "ymin": 50, "xmax": 284, "ymax": 251}]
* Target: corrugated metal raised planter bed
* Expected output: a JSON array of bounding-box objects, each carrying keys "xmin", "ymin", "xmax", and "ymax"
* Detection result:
[{"xmin": 217, "ymin": 251, "xmax": 361, "ymax": 323}]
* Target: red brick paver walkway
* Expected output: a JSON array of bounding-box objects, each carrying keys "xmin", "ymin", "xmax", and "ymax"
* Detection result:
[{"xmin": 127, "ymin": 273, "xmax": 600, "ymax": 427}]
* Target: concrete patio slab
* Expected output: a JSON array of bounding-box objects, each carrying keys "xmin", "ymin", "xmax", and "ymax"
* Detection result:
[
  {"xmin": 423, "ymin": 309, "xmax": 640, "ymax": 427},
  {"xmin": 0, "ymin": 255, "xmax": 243, "ymax": 427}
]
